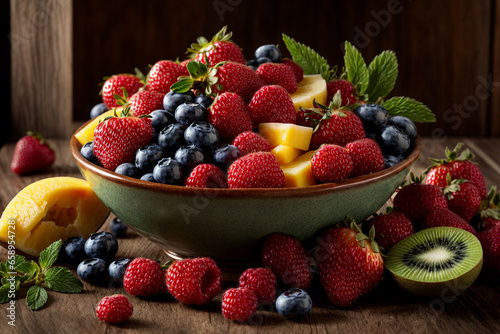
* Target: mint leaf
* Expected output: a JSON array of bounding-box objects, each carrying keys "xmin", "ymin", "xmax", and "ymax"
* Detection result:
[
  {"xmin": 0, "ymin": 284, "xmax": 15, "ymax": 303},
  {"xmin": 364, "ymin": 50, "xmax": 398, "ymax": 102},
  {"xmin": 381, "ymin": 96, "xmax": 436, "ymax": 122},
  {"xmin": 344, "ymin": 41, "xmax": 369, "ymax": 91},
  {"xmin": 44, "ymin": 267, "xmax": 83, "ymax": 293},
  {"xmin": 282, "ymin": 34, "xmax": 336, "ymax": 81},
  {"xmin": 26, "ymin": 285, "xmax": 48, "ymax": 310},
  {"xmin": 39, "ymin": 239, "xmax": 62, "ymax": 271}
]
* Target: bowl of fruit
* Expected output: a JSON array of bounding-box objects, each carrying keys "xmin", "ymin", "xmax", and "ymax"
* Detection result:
[{"xmin": 70, "ymin": 28, "xmax": 432, "ymax": 263}]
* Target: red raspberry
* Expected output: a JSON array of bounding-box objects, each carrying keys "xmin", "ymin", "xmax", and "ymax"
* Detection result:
[
  {"xmin": 231, "ymin": 131, "xmax": 272, "ymax": 156},
  {"xmin": 123, "ymin": 258, "xmax": 166, "ymax": 297},
  {"xmin": 222, "ymin": 287, "xmax": 258, "ymax": 322},
  {"xmin": 166, "ymin": 257, "xmax": 221, "ymax": 305},
  {"xmin": 227, "ymin": 152, "xmax": 285, "ymax": 189},
  {"xmin": 256, "ymin": 63, "xmax": 298, "ymax": 93},
  {"xmin": 238, "ymin": 267, "xmax": 277, "ymax": 303},
  {"xmin": 96, "ymin": 294, "xmax": 133, "ymax": 324},
  {"xmin": 184, "ymin": 164, "xmax": 227, "ymax": 188},
  {"xmin": 262, "ymin": 233, "xmax": 312, "ymax": 289}
]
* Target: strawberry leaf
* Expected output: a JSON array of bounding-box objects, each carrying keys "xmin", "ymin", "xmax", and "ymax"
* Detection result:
[
  {"xmin": 364, "ymin": 50, "xmax": 398, "ymax": 102},
  {"xmin": 344, "ymin": 41, "xmax": 369, "ymax": 92},
  {"xmin": 170, "ymin": 77, "xmax": 194, "ymax": 93},
  {"xmin": 381, "ymin": 96, "xmax": 436, "ymax": 123}
]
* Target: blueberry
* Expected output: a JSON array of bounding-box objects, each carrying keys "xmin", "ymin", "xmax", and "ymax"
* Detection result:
[
  {"xmin": 377, "ymin": 125, "xmax": 411, "ymax": 156},
  {"xmin": 135, "ymin": 144, "xmax": 165, "ymax": 173},
  {"xmin": 80, "ymin": 141, "xmax": 100, "ymax": 165},
  {"xmin": 108, "ymin": 258, "xmax": 132, "ymax": 284},
  {"xmin": 184, "ymin": 121, "xmax": 220, "ymax": 152},
  {"xmin": 212, "ymin": 144, "xmax": 241, "ymax": 170},
  {"xmin": 354, "ymin": 104, "xmax": 389, "ymax": 131},
  {"xmin": 163, "ymin": 91, "xmax": 195, "ymax": 114},
  {"xmin": 158, "ymin": 123, "xmax": 186, "ymax": 155},
  {"xmin": 84, "ymin": 231, "xmax": 118, "ymax": 260},
  {"xmin": 174, "ymin": 145, "xmax": 207, "ymax": 170},
  {"xmin": 175, "ymin": 103, "xmax": 207, "ymax": 126},
  {"xmin": 153, "ymin": 158, "xmax": 185, "ymax": 185},
  {"xmin": 90, "ymin": 102, "xmax": 108, "ymax": 119},
  {"xmin": 256, "ymin": 56, "xmax": 272, "ymax": 65},
  {"xmin": 115, "ymin": 162, "xmax": 142, "ymax": 178},
  {"xmin": 61, "ymin": 236, "xmax": 87, "ymax": 265},
  {"xmin": 110, "ymin": 217, "xmax": 127, "ymax": 238},
  {"xmin": 384, "ymin": 154, "xmax": 405, "ymax": 168},
  {"xmin": 77, "ymin": 258, "xmax": 108, "ymax": 284},
  {"xmin": 254, "ymin": 44, "xmax": 282, "ymax": 63},
  {"xmin": 150, "ymin": 109, "xmax": 175, "ymax": 134},
  {"xmin": 275, "ymin": 288, "xmax": 312, "ymax": 319},
  {"xmin": 246, "ymin": 59, "xmax": 259, "ymax": 68},
  {"xmin": 387, "ymin": 116, "xmax": 417, "ymax": 141},
  {"xmin": 140, "ymin": 172, "xmax": 156, "ymax": 182},
  {"xmin": 194, "ymin": 94, "xmax": 214, "ymax": 109}
]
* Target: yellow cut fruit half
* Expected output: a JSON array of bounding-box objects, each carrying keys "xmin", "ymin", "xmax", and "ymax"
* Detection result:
[
  {"xmin": 0, "ymin": 177, "xmax": 109, "ymax": 257},
  {"xmin": 74, "ymin": 107, "xmax": 123, "ymax": 146},
  {"xmin": 289, "ymin": 74, "xmax": 327, "ymax": 110}
]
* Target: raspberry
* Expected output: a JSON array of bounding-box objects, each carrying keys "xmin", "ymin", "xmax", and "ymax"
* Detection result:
[
  {"xmin": 96, "ymin": 294, "xmax": 133, "ymax": 324},
  {"xmin": 123, "ymin": 258, "xmax": 166, "ymax": 297},
  {"xmin": 222, "ymin": 287, "xmax": 258, "ymax": 322},
  {"xmin": 231, "ymin": 131, "xmax": 272, "ymax": 156},
  {"xmin": 166, "ymin": 257, "xmax": 221, "ymax": 305},
  {"xmin": 238, "ymin": 267, "xmax": 277, "ymax": 303}
]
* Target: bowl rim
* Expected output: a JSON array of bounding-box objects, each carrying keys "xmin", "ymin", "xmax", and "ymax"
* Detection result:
[{"xmin": 70, "ymin": 121, "xmax": 422, "ymax": 199}]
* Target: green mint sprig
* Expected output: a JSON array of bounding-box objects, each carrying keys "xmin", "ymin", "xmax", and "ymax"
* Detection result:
[
  {"xmin": 0, "ymin": 240, "xmax": 83, "ymax": 310},
  {"xmin": 381, "ymin": 96, "xmax": 436, "ymax": 123}
]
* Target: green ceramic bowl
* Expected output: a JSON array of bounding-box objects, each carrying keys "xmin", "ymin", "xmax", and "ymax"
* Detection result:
[{"xmin": 70, "ymin": 128, "xmax": 421, "ymax": 264}]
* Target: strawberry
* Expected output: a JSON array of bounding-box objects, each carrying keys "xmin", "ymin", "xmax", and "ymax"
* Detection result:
[
  {"xmin": 314, "ymin": 217, "xmax": 384, "ymax": 307},
  {"xmin": 212, "ymin": 62, "xmax": 264, "ymax": 103},
  {"xmin": 101, "ymin": 74, "xmax": 143, "ymax": 109},
  {"xmin": 473, "ymin": 186, "xmax": 500, "ymax": 231},
  {"xmin": 93, "ymin": 108, "xmax": 153, "ymax": 171},
  {"xmin": 123, "ymin": 258, "xmax": 166, "ymax": 297},
  {"xmin": 261, "ymin": 233, "xmax": 312, "ymax": 289},
  {"xmin": 127, "ymin": 90, "xmax": 165, "ymax": 116},
  {"xmin": 11, "ymin": 131, "xmax": 55, "ymax": 175},
  {"xmin": 443, "ymin": 179, "xmax": 482, "ymax": 223},
  {"xmin": 346, "ymin": 138, "xmax": 385, "ymax": 177},
  {"xmin": 475, "ymin": 226, "xmax": 500, "ymax": 276},
  {"xmin": 311, "ymin": 144, "xmax": 353, "ymax": 183},
  {"xmin": 248, "ymin": 85, "xmax": 297, "ymax": 126},
  {"xmin": 96, "ymin": 294, "xmax": 133, "ymax": 324},
  {"xmin": 421, "ymin": 207, "xmax": 475, "ymax": 233},
  {"xmin": 166, "ymin": 257, "xmax": 221, "ymax": 305},
  {"xmin": 282, "ymin": 58, "xmax": 303, "ymax": 82},
  {"xmin": 296, "ymin": 108, "xmax": 323, "ymax": 127},
  {"xmin": 231, "ymin": 131, "xmax": 272, "ymax": 156},
  {"xmin": 326, "ymin": 79, "xmax": 357, "ymax": 107},
  {"xmin": 207, "ymin": 92, "xmax": 253, "ymax": 140},
  {"xmin": 256, "ymin": 63, "xmax": 298, "ymax": 93},
  {"xmin": 147, "ymin": 60, "xmax": 189, "ymax": 94},
  {"xmin": 222, "ymin": 287, "xmax": 258, "ymax": 322},
  {"xmin": 189, "ymin": 26, "xmax": 245, "ymax": 65},
  {"xmin": 227, "ymin": 152, "xmax": 285, "ymax": 189},
  {"xmin": 184, "ymin": 164, "xmax": 227, "ymax": 188},
  {"xmin": 364, "ymin": 211, "xmax": 414, "ymax": 251},
  {"xmin": 238, "ymin": 267, "xmax": 277, "ymax": 303}
]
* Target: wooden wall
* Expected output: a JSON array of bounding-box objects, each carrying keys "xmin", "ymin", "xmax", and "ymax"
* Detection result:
[{"xmin": 5, "ymin": 0, "xmax": 500, "ymax": 144}]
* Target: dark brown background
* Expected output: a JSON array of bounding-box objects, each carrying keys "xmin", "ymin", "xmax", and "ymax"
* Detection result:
[{"xmin": 4, "ymin": 0, "xmax": 500, "ymax": 146}]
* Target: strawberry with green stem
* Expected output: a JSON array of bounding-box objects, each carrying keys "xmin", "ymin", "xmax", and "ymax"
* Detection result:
[
  {"xmin": 101, "ymin": 72, "xmax": 144, "ymax": 109},
  {"xmin": 188, "ymin": 26, "xmax": 245, "ymax": 65},
  {"xmin": 11, "ymin": 131, "xmax": 55, "ymax": 175}
]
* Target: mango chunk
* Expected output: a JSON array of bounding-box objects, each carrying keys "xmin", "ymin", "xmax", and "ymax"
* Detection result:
[
  {"xmin": 281, "ymin": 151, "xmax": 317, "ymax": 187},
  {"xmin": 271, "ymin": 145, "xmax": 304, "ymax": 166},
  {"xmin": 258, "ymin": 123, "xmax": 313, "ymax": 151},
  {"xmin": 74, "ymin": 108, "xmax": 123, "ymax": 145},
  {"xmin": 290, "ymin": 74, "xmax": 327, "ymax": 110}
]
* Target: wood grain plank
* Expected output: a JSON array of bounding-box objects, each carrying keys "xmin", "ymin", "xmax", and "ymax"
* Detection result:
[{"xmin": 491, "ymin": 0, "xmax": 500, "ymax": 136}]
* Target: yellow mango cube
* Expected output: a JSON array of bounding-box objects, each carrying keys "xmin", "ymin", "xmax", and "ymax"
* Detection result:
[
  {"xmin": 281, "ymin": 151, "xmax": 317, "ymax": 187},
  {"xmin": 258, "ymin": 123, "xmax": 313, "ymax": 151},
  {"xmin": 271, "ymin": 145, "xmax": 304, "ymax": 166},
  {"xmin": 74, "ymin": 108, "xmax": 123, "ymax": 145}
]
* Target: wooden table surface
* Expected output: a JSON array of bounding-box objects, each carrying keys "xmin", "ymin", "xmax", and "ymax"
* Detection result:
[{"xmin": 1, "ymin": 137, "xmax": 500, "ymax": 333}]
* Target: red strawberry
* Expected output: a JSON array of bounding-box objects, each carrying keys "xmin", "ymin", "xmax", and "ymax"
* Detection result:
[
  {"xmin": 364, "ymin": 211, "xmax": 414, "ymax": 251},
  {"xmin": 147, "ymin": 60, "xmax": 189, "ymax": 94},
  {"xmin": 96, "ymin": 294, "xmax": 133, "ymax": 324},
  {"xmin": 93, "ymin": 108, "xmax": 153, "ymax": 171},
  {"xmin": 248, "ymin": 85, "xmax": 297, "ymax": 126},
  {"xmin": 261, "ymin": 233, "xmax": 311, "ymax": 289},
  {"xmin": 222, "ymin": 287, "xmax": 258, "ymax": 322},
  {"xmin": 123, "ymin": 258, "xmax": 166, "ymax": 297},
  {"xmin": 189, "ymin": 26, "xmax": 245, "ymax": 65},
  {"xmin": 346, "ymin": 138, "xmax": 385, "ymax": 177},
  {"xmin": 238, "ymin": 267, "xmax": 277, "ymax": 303},
  {"xmin": 421, "ymin": 207, "xmax": 475, "ymax": 233},
  {"xmin": 101, "ymin": 74, "xmax": 143, "ymax": 109},
  {"xmin": 296, "ymin": 108, "xmax": 323, "ymax": 127},
  {"xmin": 314, "ymin": 218, "xmax": 384, "ymax": 307},
  {"xmin": 311, "ymin": 144, "xmax": 353, "ymax": 183},
  {"xmin": 473, "ymin": 186, "xmax": 500, "ymax": 231},
  {"xmin": 166, "ymin": 257, "xmax": 221, "ymax": 305},
  {"xmin": 326, "ymin": 79, "xmax": 357, "ymax": 107},
  {"xmin": 212, "ymin": 62, "xmax": 264, "ymax": 103},
  {"xmin": 282, "ymin": 58, "xmax": 304, "ymax": 82},
  {"xmin": 184, "ymin": 164, "xmax": 227, "ymax": 188},
  {"xmin": 207, "ymin": 92, "xmax": 253, "ymax": 140},
  {"xmin": 393, "ymin": 180, "xmax": 448, "ymax": 223},
  {"xmin": 475, "ymin": 226, "xmax": 500, "ymax": 276},
  {"xmin": 231, "ymin": 131, "xmax": 272, "ymax": 156},
  {"xmin": 256, "ymin": 63, "xmax": 298, "ymax": 93},
  {"xmin": 128, "ymin": 90, "xmax": 165, "ymax": 116},
  {"xmin": 11, "ymin": 131, "xmax": 55, "ymax": 175},
  {"xmin": 227, "ymin": 152, "xmax": 285, "ymax": 189},
  {"xmin": 444, "ymin": 179, "xmax": 481, "ymax": 223}
]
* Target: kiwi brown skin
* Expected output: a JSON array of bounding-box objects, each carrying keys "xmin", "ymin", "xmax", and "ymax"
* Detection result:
[{"xmin": 385, "ymin": 227, "xmax": 483, "ymax": 298}]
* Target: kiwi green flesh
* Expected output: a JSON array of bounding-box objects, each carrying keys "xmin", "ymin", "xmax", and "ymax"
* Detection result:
[{"xmin": 385, "ymin": 226, "xmax": 483, "ymax": 298}]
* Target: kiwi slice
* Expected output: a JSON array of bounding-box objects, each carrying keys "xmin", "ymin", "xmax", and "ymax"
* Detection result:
[{"xmin": 385, "ymin": 226, "xmax": 483, "ymax": 298}]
